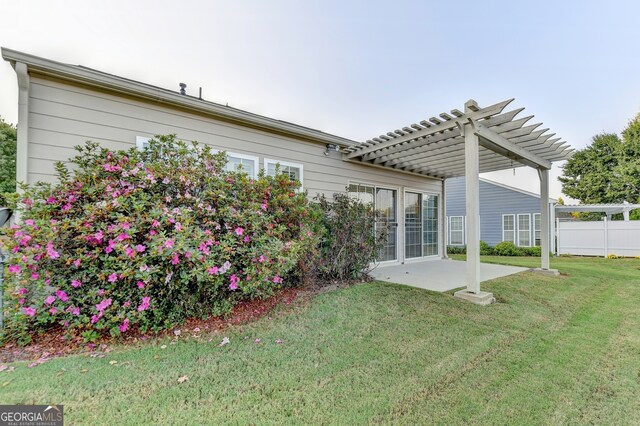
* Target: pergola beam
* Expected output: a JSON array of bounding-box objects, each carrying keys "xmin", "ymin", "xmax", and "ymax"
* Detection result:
[{"xmin": 474, "ymin": 122, "xmax": 552, "ymax": 169}]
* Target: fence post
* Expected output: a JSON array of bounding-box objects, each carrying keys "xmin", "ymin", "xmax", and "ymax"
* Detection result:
[
  {"xmin": 555, "ymin": 217, "xmax": 560, "ymax": 256},
  {"xmin": 603, "ymin": 216, "xmax": 608, "ymax": 258}
]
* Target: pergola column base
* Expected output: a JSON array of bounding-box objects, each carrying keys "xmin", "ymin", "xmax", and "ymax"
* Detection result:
[
  {"xmin": 531, "ymin": 268, "xmax": 560, "ymax": 276},
  {"xmin": 454, "ymin": 290, "xmax": 495, "ymax": 306}
]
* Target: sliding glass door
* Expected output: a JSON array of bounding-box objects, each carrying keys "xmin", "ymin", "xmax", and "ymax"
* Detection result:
[
  {"xmin": 405, "ymin": 192, "xmax": 439, "ymax": 259},
  {"xmin": 348, "ymin": 184, "xmax": 397, "ymax": 262}
]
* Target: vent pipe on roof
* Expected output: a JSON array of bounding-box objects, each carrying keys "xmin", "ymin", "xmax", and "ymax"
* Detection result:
[{"xmin": 179, "ymin": 83, "xmax": 187, "ymax": 95}]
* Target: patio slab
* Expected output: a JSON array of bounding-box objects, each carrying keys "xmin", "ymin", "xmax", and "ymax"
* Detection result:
[{"xmin": 370, "ymin": 259, "xmax": 528, "ymax": 292}]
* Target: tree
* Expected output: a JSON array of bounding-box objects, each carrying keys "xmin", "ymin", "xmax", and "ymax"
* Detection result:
[
  {"xmin": 0, "ymin": 117, "xmax": 17, "ymax": 204},
  {"xmin": 559, "ymin": 113, "xmax": 640, "ymax": 207}
]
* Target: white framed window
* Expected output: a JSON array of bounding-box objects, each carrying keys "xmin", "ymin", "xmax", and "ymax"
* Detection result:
[
  {"xmin": 534, "ymin": 213, "xmax": 541, "ymax": 246},
  {"xmin": 449, "ymin": 216, "xmax": 464, "ymax": 245},
  {"xmin": 136, "ymin": 136, "xmax": 151, "ymax": 151},
  {"xmin": 225, "ymin": 152, "xmax": 259, "ymax": 178},
  {"xmin": 502, "ymin": 214, "xmax": 516, "ymax": 244},
  {"xmin": 517, "ymin": 214, "xmax": 531, "ymax": 247},
  {"xmin": 264, "ymin": 159, "xmax": 303, "ymax": 187}
]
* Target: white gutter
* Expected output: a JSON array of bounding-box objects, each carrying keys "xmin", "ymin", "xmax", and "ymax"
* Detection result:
[
  {"xmin": 1, "ymin": 47, "xmax": 357, "ymax": 148},
  {"xmin": 14, "ymin": 61, "xmax": 29, "ymax": 189}
]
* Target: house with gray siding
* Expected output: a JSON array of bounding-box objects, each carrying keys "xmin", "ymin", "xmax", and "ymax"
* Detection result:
[
  {"xmin": 445, "ymin": 177, "xmax": 556, "ymax": 248},
  {"xmin": 2, "ymin": 48, "xmax": 445, "ymax": 265}
]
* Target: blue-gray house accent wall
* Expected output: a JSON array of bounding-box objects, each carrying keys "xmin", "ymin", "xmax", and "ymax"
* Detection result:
[{"xmin": 445, "ymin": 177, "xmax": 555, "ymax": 247}]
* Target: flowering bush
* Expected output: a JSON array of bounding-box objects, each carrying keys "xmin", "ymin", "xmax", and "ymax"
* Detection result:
[{"xmin": 0, "ymin": 135, "xmax": 319, "ymax": 343}]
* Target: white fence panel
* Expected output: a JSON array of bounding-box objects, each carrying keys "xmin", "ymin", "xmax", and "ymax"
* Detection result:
[{"xmin": 557, "ymin": 219, "xmax": 640, "ymax": 257}]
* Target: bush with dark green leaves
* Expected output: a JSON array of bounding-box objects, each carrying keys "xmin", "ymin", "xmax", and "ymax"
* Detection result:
[{"xmin": 493, "ymin": 241, "xmax": 523, "ymax": 256}]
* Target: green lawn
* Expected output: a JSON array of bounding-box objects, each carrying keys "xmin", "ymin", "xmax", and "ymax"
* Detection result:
[{"xmin": 2, "ymin": 256, "xmax": 640, "ymax": 425}]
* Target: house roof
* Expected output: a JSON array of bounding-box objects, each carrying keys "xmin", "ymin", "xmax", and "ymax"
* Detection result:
[
  {"xmin": 556, "ymin": 203, "xmax": 640, "ymax": 215},
  {"xmin": 344, "ymin": 99, "xmax": 573, "ymax": 179},
  {"xmin": 1, "ymin": 47, "xmax": 357, "ymax": 148},
  {"xmin": 479, "ymin": 178, "xmax": 557, "ymax": 203}
]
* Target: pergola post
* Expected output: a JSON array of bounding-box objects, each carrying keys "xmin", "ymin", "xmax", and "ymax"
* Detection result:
[
  {"xmin": 454, "ymin": 100, "xmax": 495, "ymax": 306},
  {"xmin": 534, "ymin": 167, "xmax": 559, "ymax": 276}
]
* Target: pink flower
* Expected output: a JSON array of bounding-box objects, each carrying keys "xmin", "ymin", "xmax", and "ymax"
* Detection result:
[
  {"xmin": 171, "ymin": 252, "xmax": 180, "ymax": 265},
  {"xmin": 122, "ymin": 222, "xmax": 131, "ymax": 229},
  {"xmin": 45, "ymin": 196, "xmax": 56, "ymax": 204},
  {"xmin": 119, "ymin": 318, "xmax": 130, "ymax": 333},
  {"xmin": 275, "ymin": 339, "xmax": 283, "ymax": 344},
  {"xmin": 108, "ymin": 273, "xmax": 118, "ymax": 283},
  {"xmin": 116, "ymin": 232, "xmax": 130, "ymax": 242},
  {"xmin": 97, "ymin": 289, "xmax": 105, "ymax": 296},
  {"xmin": 23, "ymin": 307, "xmax": 36, "ymax": 317},
  {"xmin": 273, "ymin": 275, "xmax": 283, "ymax": 284},
  {"xmin": 8, "ymin": 264, "xmax": 21, "ymax": 274},
  {"xmin": 125, "ymin": 247, "xmax": 136, "ymax": 258},
  {"xmin": 123, "ymin": 301, "xmax": 131, "ymax": 308},
  {"xmin": 44, "ymin": 295, "xmax": 56, "ymax": 305},
  {"xmin": 234, "ymin": 227, "xmax": 244, "ymax": 236},
  {"xmin": 175, "ymin": 222, "xmax": 183, "ymax": 231},
  {"xmin": 243, "ymin": 236, "xmax": 251, "ymax": 243},
  {"xmin": 136, "ymin": 281, "xmax": 145, "ymax": 289},
  {"xmin": 94, "ymin": 230, "xmax": 104, "ymax": 242},
  {"xmin": 229, "ymin": 274, "xmax": 240, "ymax": 290},
  {"xmin": 91, "ymin": 314, "xmax": 101, "ymax": 324},
  {"xmin": 18, "ymin": 287, "xmax": 28, "ymax": 295},
  {"xmin": 18, "ymin": 298, "xmax": 25, "ymax": 305},
  {"xmin": 46, "ymin": 242, "xmax": 60, "ymax": 259},
  {"xmin": 55, "ymin": 290, "xmax": 69, "ymax": 302},
  {"xmin": 207, "ymin": 266, "xmax": 219, "ymax": 275},
  {"xmin": 137, "ymin": 296, "xmax": 150, "ymax": 312},
  {"xmin": 72, "ymin": 307, "xmax": 80, "ymax": 316},
  {"xmin": 49, "ymin": 307, "xmax": 57, "ymax": 315},
  {"xmin": 163, "ymin": 239, "xmax": 174, "ymax": 249},
  {"xmin": 73, "ymin": 259, "xmax": 81, "ymax": 267},
  {"xmin": 135, "ymin": 244, "xmax": 146, "ymax": 253},
  {"xmin": 151, "ymin": 219, "xmax": 161, "ymax": 228},
  {"xmin": 71, "ymin": 279, "xmax": 82, "ymax": 288},
  {"xmin": 24, "ymin": 219, "xmax": 34, "ymax": 226},
  {"xmin": 96, "ymin": 298, "xmax": 112, "ymax": 312},
  {"xmin": 105, "ymin": 239, "xmax": 117, "ymax": 253},
  {"xmin": 261, "ymin": 203, "xmax": 268, "ymax": 210},
  {"xmin": 258, "ymin": 255, "xmax": 266, "ymax": 263}
]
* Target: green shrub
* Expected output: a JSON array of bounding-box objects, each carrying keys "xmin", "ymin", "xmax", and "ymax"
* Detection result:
[
  {"xmin": 0, "ymin": 136, "xmax": 319, "ymax": 343},
  {"xmin": 314, "ymin": 193, "xmax": 386, "ymax": 280},
  {"xmin": 520, "ymin": 246, "xmax": 542, "ymax": 256},
  {"xmin": 493, "ymin": 241, "xmax": 523, "ymax": 256},
  {"xmin": 447, "ymin": 245, "xmax": 466, "ymax": 255},
  {"xmin": 479, "ymin": 240, "xmax": 493, "ymax": 255}
]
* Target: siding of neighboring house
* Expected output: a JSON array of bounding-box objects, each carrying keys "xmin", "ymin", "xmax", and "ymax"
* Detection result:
[{"xmin": 445, "ymin": 176, "xmax": 554, "ymax": 247}]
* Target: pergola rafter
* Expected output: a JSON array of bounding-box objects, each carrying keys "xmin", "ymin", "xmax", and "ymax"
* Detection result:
[{"xmin": 344, "ymin": 98, "xmax": 569, "ymax": 305}]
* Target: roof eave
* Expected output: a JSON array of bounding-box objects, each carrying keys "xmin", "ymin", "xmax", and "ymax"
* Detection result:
[{"xmin": 1, "ymin": 47, "xmax": 357, "ymax": 148}]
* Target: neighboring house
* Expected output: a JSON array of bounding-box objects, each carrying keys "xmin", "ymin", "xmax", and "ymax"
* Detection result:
[
  {"xmin": 445, "ymin": 177, "xmax": 556, "ymax": 248},
  {"xmin": 2, "ymin": 48, "xmax": 445, "ymax": 265}
]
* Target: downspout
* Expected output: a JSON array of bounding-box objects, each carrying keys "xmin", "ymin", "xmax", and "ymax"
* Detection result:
[{"xmin": 14, "ymin": 62, "xmax": 29, "ymax": 223}]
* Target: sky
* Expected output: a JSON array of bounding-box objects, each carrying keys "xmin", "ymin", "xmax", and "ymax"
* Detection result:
[{"xmin": 1, "ymin": 0, "xmax": 639, "ymax": 199}]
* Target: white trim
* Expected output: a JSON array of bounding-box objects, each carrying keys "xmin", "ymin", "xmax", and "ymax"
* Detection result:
[
  {"xmin": 136, "ymin": 135, "xmax": 151, "ymax": 151},
  {"xmin": 533, "ymin": 212, "xmax": 541, "ymax": 246},
  {"xmin": 502, "ymin": 214, "xmax": 516, "ymax": 244},
  {"xmin": 264, "ymin": 158, "xmax": 304, "ymax": 188},
  {"xmin": 449, "ymin": 215, "xmax": 465, "ymax": 246},
  {"xmin": 226, "ymin": 152, "xmax": 259, "ymax": 178},
  {"xmin": 517, "ymin": 213, "xmax": 532, "ymax": 247}
]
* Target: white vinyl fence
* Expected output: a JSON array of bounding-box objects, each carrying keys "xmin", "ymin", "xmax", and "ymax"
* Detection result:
[{"xmin": 556, "ymin": 218, "xmax": 640, "ymax": 257}]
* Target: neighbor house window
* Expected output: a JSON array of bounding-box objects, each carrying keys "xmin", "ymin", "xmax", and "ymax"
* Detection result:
[
  {"xmin": 518, "ymin": 214, "xmax": 531, "ymax": 247},
  {"xmin": 265, "ymin": 159, "xmax": 303, "ymax": 187},
  {"xmin": 225, "ymin": 152, "xmax": 258, "ymax": 178},
  {"xmin": 534, "ymin": 213, "xmax": 541, "ymax": 246},
  {"xmin": 136, "ymin": 136, "xmax": 151, "ymax": 151},
  {"xmin": 502, "ymin": 214, "xmax": 515, "ymax": 244},
  {"xmin": 449, "ymin": 216, "xmax": 464, "ymax": 245}
]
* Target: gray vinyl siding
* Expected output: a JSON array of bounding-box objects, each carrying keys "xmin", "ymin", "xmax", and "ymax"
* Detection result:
[
  {"xmin": 445, "ymin": 177, "xmax": 551, "ymax": 246},
  {"xmin": 25, "ymin": 74, "xmax": 441, "ymax": 198}
]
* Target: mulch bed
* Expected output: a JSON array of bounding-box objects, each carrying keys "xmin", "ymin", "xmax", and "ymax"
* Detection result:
[{"xmin": 0, "ymin": 283, "xmax": 340, "ymax": 365}]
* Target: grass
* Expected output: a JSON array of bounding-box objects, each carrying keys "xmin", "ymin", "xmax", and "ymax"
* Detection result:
[{"xmin": 2, "ymin": 256, "xmax": 640, "ymax": 425}]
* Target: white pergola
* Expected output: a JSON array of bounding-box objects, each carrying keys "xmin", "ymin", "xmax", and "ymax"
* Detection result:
[
  {"xmin": 556, "ymin": 203, "xmax": 640, "ymax": 221},
  {"xmin": 343, "ymin": 99, "xmax": 573, "ymax": 305}
]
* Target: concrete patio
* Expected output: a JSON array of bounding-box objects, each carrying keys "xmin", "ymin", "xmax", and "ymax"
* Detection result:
[{"xmin": 370, "ymin": 259, "xmax": 528, "ymax": 292}]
